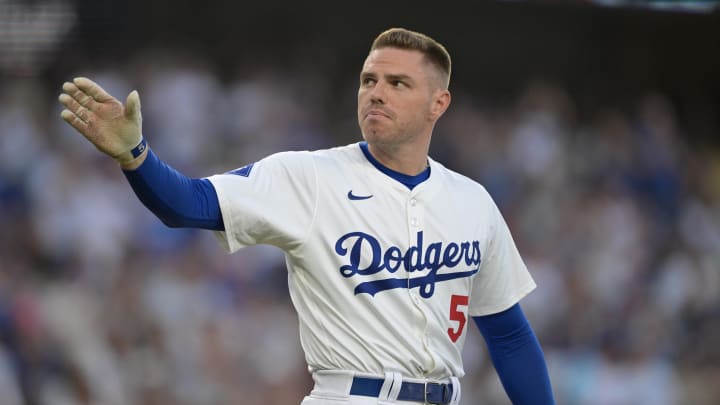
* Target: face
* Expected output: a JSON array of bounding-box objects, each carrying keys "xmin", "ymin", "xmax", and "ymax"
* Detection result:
[{"xmin": 357, "ymin": 47, "xmax": 449, "ymax": 148}]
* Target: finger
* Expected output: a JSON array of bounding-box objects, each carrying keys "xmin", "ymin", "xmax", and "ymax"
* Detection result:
[
  {"xmin": 62, "ymin": 81, "xmax": 101, "ymax": 112},
  {"xmin": 58, "ymin": 93, "xmax": 92, "ymax": 123},
  {"xmin": 60, "ymin": 109, "xmax": 89, "ymax": 134},
  {"xmin": 73, "ymin": 77, "xmax": 115, "ymax": 103},
  {"xmin": 124, "ymin": 90, "xmax": 141, "ymax": 120}
]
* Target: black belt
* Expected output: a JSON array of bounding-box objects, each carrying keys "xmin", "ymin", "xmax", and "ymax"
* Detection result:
[{"xmin": 350, "ymin": 376, "xmax": 453, "ymax": 404}]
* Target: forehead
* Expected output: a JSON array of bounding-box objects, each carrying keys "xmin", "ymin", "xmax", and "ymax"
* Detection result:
[{"xmin": 362, "ymin": 47, "xmax": 429, "ymax": 77}]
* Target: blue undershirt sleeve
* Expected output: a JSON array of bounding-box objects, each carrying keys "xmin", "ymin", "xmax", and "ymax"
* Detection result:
[
  {"xmin": 122, "ymin": 148, "xmax": 224, "ymax": 231},
  {"xmin": 473, "ymin": 304, "xmax": 555, "ymax": 404}
]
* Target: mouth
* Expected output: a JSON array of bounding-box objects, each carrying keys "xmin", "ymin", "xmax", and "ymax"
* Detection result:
[{"xmin": 364, "ymin": 108, "xmax": 391, "ymax": 120}]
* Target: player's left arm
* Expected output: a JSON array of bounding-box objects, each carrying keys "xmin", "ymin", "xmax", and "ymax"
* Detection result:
[{"xmin": 473, "ymin": 303, "xmax": 555, "ymax": 404}]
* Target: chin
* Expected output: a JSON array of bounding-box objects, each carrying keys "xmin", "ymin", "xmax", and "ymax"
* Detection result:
[{"xmin": 361, "ymin": 129, "xmax": 388, "ymax": 144}]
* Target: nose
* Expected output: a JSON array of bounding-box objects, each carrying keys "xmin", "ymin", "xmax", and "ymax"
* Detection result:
[{"xmin": 369, "ymin": 82, "xmax": 385, "ymax": 104}]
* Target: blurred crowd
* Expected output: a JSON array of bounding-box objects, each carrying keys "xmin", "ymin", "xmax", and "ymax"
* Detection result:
[{"xmin": 1, "ymin": 49, "xmax": 719, "ymax": 405}]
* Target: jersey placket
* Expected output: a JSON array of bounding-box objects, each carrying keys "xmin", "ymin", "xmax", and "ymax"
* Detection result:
[{"xmin": 405, "ymin": 192, "xmax": 437, "ymax": 375}]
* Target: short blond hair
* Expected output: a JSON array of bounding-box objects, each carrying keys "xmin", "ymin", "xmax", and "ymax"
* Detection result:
[{"xmin": 370, "ymin": 27, "xmax": 452, "ymax": 88}]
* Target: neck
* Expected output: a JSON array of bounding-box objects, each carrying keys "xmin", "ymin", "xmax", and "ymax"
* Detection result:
[{"xmin": 366, "ymin": 141, "xmax": 429, "ymax": 176}]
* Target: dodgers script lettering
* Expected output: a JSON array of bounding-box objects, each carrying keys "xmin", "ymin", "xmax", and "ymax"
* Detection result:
[{"xmin": 334, "ymin": 231, "xmax": 481, "ymax": 298}]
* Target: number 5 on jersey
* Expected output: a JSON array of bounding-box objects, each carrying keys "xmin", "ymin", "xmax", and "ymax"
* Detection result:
[{"xmin": 448, "ymin": 294, "xmax": 469, "ymax": 342}]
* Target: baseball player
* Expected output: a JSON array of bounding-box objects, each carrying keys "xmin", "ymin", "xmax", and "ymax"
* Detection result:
[{"xmin": 59, "ymin": 28, "xmax": 555, "ymax": 404}]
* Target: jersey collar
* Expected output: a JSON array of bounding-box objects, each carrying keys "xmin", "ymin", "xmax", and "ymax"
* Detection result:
[{"xmin": 359, "ymin": 142, "xmax": 430, "ymax": 191}]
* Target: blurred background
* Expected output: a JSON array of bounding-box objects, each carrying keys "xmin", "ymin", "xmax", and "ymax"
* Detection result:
[{"xmin": 1, "ymin": 0, "xmax": 719, "ymax": 404}]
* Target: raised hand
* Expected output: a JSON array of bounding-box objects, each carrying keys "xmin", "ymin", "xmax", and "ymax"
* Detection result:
[{"xmin": 59, "ymin": 77, "xmax": 145, "ymax": 167}]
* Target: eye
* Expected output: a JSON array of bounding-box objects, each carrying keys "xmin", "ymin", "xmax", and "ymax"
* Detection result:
[
  {"xmin": 391, "ymin": 80, "xmax": 406, "ymax": 88},
  {"xmin": 361, "ymin": 77, "xmax": 376, "ymax": 86}
]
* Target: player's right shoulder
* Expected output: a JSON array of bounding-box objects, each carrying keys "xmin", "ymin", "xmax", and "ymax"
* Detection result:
[
  {"xmin": 257, "ymin": 149, "xmax": 308, "ymax": 170},
  {"xmin": 263, "ymin": 143, "xmax": 356, "ymax": 163},
  {"xmin": 262, "ymin": 148, "xmax": 315, "ymax": 163},
  {"xmin": 310, "ymin": 142, "xmax": 367, "ymax": 165},
  {"xmin": 215, "ymin": 143, "xmax": 358, "ymax": 179}
]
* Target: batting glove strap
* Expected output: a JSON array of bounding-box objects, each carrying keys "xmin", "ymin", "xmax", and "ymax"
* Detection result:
[
  {"xmin": 114, "ymin": 137, "xmax": 148, "ymax": 168},
  {"xmin": 130, "ymin": 138, "xmax": 148, "ymax": 158}
]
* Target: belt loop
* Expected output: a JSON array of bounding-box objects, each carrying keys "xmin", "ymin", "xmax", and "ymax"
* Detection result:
[
  {"xmin": 449, "ymin": 376, "xmax": 461, "ymax": 405},
  {"xmin": 388, "ymin": 372, "xmax": 402, "ymax": 401},
  {"xmin": 378, "ymin": 371, "xmax": 402, "ymax": 404}
]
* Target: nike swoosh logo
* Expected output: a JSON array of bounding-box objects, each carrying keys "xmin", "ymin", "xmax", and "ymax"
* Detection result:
[{"xmin": 347, "ymin": 190, "xmax": 373, "ymax": 200}]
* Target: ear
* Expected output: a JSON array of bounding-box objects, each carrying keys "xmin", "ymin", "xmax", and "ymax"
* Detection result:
[{"xmin": 429, "ymin": 89, "xmax": 451, "ymax": 121}]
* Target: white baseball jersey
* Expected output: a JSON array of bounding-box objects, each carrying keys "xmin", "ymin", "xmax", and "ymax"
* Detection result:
[{"xmin": 207, "ymin": 142, "xmax": 536, "ymax": 380}]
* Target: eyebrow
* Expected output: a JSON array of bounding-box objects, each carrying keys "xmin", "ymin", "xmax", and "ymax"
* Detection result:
[
  {"xmin": 360, "ymin": 71, "xmax": 414, "ymax": 83},
  {"xmin": 385, "ymin": 74, "xmax": 413, "ymax": 83}
]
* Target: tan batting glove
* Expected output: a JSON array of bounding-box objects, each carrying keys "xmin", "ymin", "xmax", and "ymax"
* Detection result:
[{"xmin": 58, "ymin": 77, "xmax": 146, "ymax": 169}]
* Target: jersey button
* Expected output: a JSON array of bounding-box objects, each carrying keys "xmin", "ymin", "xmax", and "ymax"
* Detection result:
[
  {"xmin": 411, "ymin": 217, "xmax": 418, "ymax": 226},
  {"xmin": 409, "ymin": 198, "xmax": 417, "ymax": 206}
]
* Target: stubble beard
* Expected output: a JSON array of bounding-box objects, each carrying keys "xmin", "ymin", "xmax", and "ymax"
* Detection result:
[{"xmin": 362, "ymin": 125, "xmax": 402, "ymax": 148}]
